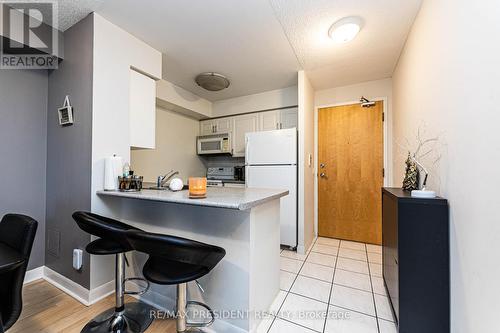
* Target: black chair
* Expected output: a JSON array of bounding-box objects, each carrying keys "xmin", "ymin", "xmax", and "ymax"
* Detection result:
[
  {"xmin": 0, "ymin": 214, "xmax": 38, "ymax": 333},
  {"xmin": 126, "ymin": 230, "xmax": 226, "ymax": 333},
  {"xmin": 72, "ymin": 211, "xmax": 153, "ymax": 333}
]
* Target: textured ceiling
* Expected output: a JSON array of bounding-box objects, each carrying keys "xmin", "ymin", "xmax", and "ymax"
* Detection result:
[
  {"xmin": 36, "ymin": 0, "xmax": 421, "ymax": 99},
  {"xmin": 269, "ymin": 0, "xmax": 422, "ymax": 89}
]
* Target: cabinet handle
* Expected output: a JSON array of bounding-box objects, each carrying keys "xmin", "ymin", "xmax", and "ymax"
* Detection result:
[
  {"xmin": 276, "ymin": 123, "xmax": 279, "ymax": 130},
  {"xmin": 280, "ymin": 123, "xmax": 283, "ymax": 129}
]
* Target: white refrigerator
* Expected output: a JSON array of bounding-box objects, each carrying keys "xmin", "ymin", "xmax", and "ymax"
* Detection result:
[{"xmin": 245, "ymin": 128, "xmax": 297, "ymax": 248}]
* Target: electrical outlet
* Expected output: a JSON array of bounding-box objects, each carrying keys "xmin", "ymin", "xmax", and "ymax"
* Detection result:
[{"xmin": 73, "ymin": 249, "xmax": 83, "ymax": 270}]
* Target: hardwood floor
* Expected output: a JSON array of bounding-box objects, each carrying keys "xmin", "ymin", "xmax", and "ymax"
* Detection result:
[{"xmin": 9, "ymin": 279, "xmax": 176, "ymax": 333}]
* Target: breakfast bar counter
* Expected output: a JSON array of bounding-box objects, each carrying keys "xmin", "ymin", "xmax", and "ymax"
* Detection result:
[
  {"xmin": 95, "ymin": 187, "xmax": 288, "ymax": 333},
  {"xmin": 97, "ymin": 187, "xmax": 288, "ymax": 210}
]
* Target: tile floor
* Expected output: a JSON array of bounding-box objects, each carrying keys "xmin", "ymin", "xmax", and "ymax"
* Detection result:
[{"xmin": 258, "ymin": 237, "xmax": 398, "ymax": 333}]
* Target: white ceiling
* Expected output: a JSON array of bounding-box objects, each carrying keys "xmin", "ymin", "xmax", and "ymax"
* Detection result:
[
  {"xmin": 51, "ymin": 0, "xmax": 421, "ymax": 100},
  {"xmin": 268, "ymin": 0, "xmax": 422, "ymax": 89}
]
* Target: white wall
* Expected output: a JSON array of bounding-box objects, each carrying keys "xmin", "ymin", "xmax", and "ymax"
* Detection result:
[
  {"xmin": 131, "ymin": 107, "xmax": 206, "ymax": 183},
  {"xmin": 315, "ymin": 78, "xmax": 394, "ymax": 185},
  {"xmin": 156, "ymin": 79, "xmax": 213, "ymax": 119},
  {"xmin": 392, "ymin": 0, "xmax": 500, "ymax": 331},
  {"xmin": 297, "ymin": 71, "xmax": 315, "ymax": 253},
  {"xmin": 212, "ymin": 86, "xmax": 298, "ymax": 117},
  {"xmin": 91, "ymin": 13, "xmax": 162, "ymax": 289}
]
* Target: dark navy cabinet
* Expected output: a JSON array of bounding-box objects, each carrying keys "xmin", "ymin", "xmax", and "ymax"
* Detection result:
[{"xmin": 382, "ymin": 188, "xmax": 449, "ymax": 333}]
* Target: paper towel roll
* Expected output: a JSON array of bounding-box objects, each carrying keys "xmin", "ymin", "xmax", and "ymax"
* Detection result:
[{"xmin": 104, "ymin": 155, "xmax": 123, "ymax": 190}]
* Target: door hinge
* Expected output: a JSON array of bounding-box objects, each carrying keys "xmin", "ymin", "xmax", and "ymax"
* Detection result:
[
  {"xmin": 382, "ymin": 168, "xmax": 385, "ymax": 178},
  {"xmin": 382, "ymin": 112, "xmax": 385, "ymax": 122}
]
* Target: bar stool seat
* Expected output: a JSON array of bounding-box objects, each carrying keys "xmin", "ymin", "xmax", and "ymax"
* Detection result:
[
  {"xmin": 126, "ymin": 230, "xmax": 225, "ymax": 333},
  {"xmin": 143, "ymin": 259, "xmax": 210, "ymax": 285},
  {"xmin": 73, "ymin": 211, "xmax": 153, "ymax": 333},
  {"xmin": 86, "ymin": 238, "xmax": 132, "ymax": 255}
]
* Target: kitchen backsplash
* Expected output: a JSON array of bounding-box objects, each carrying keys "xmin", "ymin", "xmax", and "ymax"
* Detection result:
[{"xmin": 201, "ymin": 156, "xmax": 245, "ymax": 169}]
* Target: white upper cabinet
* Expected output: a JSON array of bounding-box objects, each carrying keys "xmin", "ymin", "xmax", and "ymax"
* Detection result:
[
  {"xmin": 200, "ymin": 117, "xmax": 234, "ymax": 135},
  {"xmin": 130, "ymin": 69, "xmax": 156, "ymax": 149},
  {"xmin": 280, "ymin": 107, "xmax": 298, "ymax": 129},
  {"xmin": 200, "ymin": 120, "xmax": 215, "ymax": 135},
  {"xmin": 259, "ymin": 108, "xmax": 298, "ymax": 131},
  {"xmin": 232, "ymin": 113, "xmax": 259, "ymax": 157},
  {"xmin": 259, "ymin": 110, "xmax": 280, "ymax": 131},
  {"xmin": 214, "ymin": 118, "xmax": 233, "ymax": 133}
]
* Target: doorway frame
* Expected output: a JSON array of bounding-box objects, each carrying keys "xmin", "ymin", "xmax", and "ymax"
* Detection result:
[{"xmin": 313, "ymin": 97, "xmax": 392, "ymax": 238}]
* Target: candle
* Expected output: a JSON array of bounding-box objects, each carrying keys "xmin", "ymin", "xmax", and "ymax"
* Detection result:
[{"xmin": 189, "ymin": 177, "xmax": 207, "ymax": 198}]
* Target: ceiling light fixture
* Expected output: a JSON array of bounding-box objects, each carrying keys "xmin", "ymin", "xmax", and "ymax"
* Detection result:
[
  {"xmin": 328, "ymin": 17, "xmax": 363, "ymax": 43},
  {"xmin": 195, "ymin": 72, "xmax": 230, "ymax": 91}
]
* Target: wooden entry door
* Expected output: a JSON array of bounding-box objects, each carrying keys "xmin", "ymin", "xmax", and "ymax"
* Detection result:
[{"xmin": 318, "ymin": 101, "xmax": 384, "ymax": 244}]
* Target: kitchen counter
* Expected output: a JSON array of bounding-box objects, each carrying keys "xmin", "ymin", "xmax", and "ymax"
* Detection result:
[
  {"xmin": 96, "ymin": 186, "xmax": 285, "ymax": 332},
  {"xmin": 97, "ymin": 187, "xmax": 287, "ymax": 210}
]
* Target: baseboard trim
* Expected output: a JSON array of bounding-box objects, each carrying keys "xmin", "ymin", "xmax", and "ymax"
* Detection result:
[
  {"xmin": 43, "ymin": 266, "xmax": 91, "ymax": 306},
  {"xmin": 24, "ymin": 266, "xmax": 44, "ymax": 284}
]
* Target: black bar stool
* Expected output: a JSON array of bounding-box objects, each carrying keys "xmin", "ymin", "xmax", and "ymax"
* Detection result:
[
  {"xmin": 73, "ymin": 211, "xmax": 154, "ymax": 333},
  {"xmin": 125, "ymin": 230, "xmax": 226, "ymax": 333},
  {"xmin": 0, "ymin": 214, "xmax": 38, "ymax": 333}
]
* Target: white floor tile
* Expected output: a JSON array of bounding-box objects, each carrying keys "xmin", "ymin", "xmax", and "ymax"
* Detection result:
[
  {"xmin": 312, "ymin": 243, "xmax": 338, "ymax": 256},
  {"xmin": 374, "ymin": 294, "xmax": 394, "ymax": 322},
  {"xmin": 281, "ymin": 249, "xmax": 308, "ymax": 261},
  {"xmin": 280, "ymin": 270, "xmax": 296, "ymax": 291},
  {"xmin": 256, "ymin": 315, "xmax": 275, "ymax": 333},
  {"xmin": 306, "ymin": 252, "xmax": 336, "ymax": 267},
  {"xmin": 336, "ymin": 257, "xmax": 369, "ymax": 274},
  {"xmin": 291, "ymin": 275, "xmax": 332, "ymax": 303},
  {"xmin": 370, "ymin": 276, "xmax": 387, "ymax": 296},
  {"xmin": 325, "ymin": 306, "xmax": 378, "ymax": 333},
  {"xmin": 279, "ymin": 293, "xmax": 328, "ymax": 332},
  {"xmin": 366, "ymin": 244, "xmax": 382, "ymax": 254},
  {"xmin": 340, "ymin": 240, "xmax": 366, "ymax": 251},
  {"xmin": 270, "ymin": 290, "xmax": 288, "ymax": 313},
  {"xmin": 299, "ymin": 262, "xmax": 335, "ymax": 282},
  {"xmin": 269, "ymin": 318, "xmax": 316, "ymax": 333},
  {"xmin": 367, "ymin": 252, "xmax": 382, "ymax": 264},
  {"xmin": 316, "ymin": 237, "xmax": 340, "ymax": 247},
  {"xmin": 369, "ymin": 262, "xmax": 382, "ymax": 277},
  {"xmin": 330, "ymin": 284, "xmax": 376, "ymax": 316},
  {"xmin": 338, "ymin": 248, "xmax": 367, "ymax": 261},
  {"xmin": 281, "ymin": 257, "xmax": 303, "ymax": 274},
  {"xmin": 334, "ymin": 269, "xmax": 372, "ymax": 292},
  {"xmin": 378, "ymin": 318, "xmax": 398, "ymax": 333}
]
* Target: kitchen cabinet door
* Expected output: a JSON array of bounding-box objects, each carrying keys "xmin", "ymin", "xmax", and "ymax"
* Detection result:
[
  {"xmin": 280, "ymin": 108, "xmax": 298, "ymax": 129},
  {"xmin": 233, "ymin": 114, "xmax": 259, "ymax": 157},
  {"xmin": 130, "ymin": 69, "xmax": 156, "ymax": 149},
  {"xmin": 259, "ymin": 110, "xmax": 280, "ymax": 131},
  {"xmin": 214, "ymin": 117, "xmax": 233, "ymax": 134},
  {"xmin": 200, "ymin": 120, "xmax": 215, "ymax": 135}
]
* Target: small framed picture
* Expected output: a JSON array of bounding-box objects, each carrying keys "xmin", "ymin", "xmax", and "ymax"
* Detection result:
[{"xmin": 58, "ymin": 105, "xmax": 74, "ymax": 126}]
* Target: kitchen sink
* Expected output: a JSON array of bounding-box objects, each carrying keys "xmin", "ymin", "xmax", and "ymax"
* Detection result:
[{"xmin": 147, "ymin": 185, "xmax": 189, "ymax": 191}]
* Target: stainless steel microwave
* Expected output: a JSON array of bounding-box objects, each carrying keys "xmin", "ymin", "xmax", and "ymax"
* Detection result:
[{"xmin": 197, "ymin": 133, "xmax": 232, "ymax": 155}]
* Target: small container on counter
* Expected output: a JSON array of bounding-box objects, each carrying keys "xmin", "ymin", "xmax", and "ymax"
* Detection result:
[
  {"xmin": 118, "ymin": 171, "xmax": 143, "ymax": 192},
  {"xmin": 188, "ymin": 177, "xmax": 207, "ymax": 199}
]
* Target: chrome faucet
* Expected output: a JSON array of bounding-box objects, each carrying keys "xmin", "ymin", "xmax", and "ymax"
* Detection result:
[{"xmin": 157, "ymin": 170, "xmax": 179, "ymax": 188}]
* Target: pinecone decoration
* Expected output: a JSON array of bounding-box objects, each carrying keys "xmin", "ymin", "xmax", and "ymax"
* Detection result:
[{"xmin": 402, "ymin": 152, "xmax": 419, "ymax": 191}]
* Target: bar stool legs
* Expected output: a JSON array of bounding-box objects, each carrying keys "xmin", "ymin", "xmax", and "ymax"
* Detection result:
[
  {"xmin": 175, "ymin": 282, "xmax": 216, "ymax": 333},
  {"xmin": 176, "ymin": 284, "xmax": 187, "ymax": 332},
  {"xmin": 81, "ymin": 253, "xmax": 154, "ymax": 333}
]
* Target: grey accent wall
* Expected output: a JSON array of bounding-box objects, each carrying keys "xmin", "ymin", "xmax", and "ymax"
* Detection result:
[
  {"xmin": 46, "ymin": 15, "xmax": 93, "ymax": 288},
  {"xmin": 0, "ymin": 69, "xmax": 48, "ymax": 270}
]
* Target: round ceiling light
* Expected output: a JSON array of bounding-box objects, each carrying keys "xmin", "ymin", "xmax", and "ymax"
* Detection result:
[
  {"xmin": 195, "ymin": 72, "xmax": 230, "ymax": 91},
  {"xmin": 328, "ymin": 17, "xmax": 363, "ymax": 43}
]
